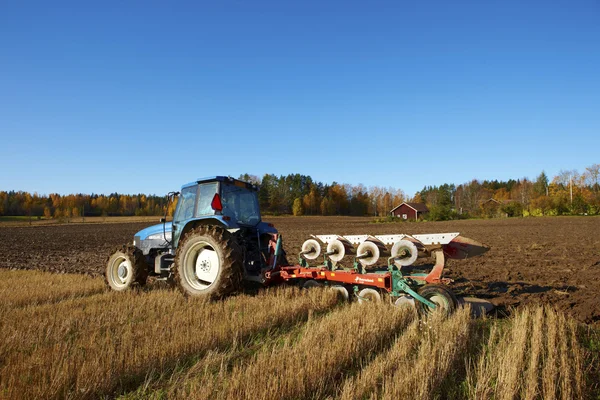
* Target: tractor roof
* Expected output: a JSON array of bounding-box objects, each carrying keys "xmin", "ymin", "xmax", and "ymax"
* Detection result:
[{"xmin": 181, "ymin": 176, "xmax": 257, "ymax": 190}]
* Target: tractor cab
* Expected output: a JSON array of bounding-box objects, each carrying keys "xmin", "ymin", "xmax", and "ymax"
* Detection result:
[
  {"xmin": 171, "ymin": 176, "xmax": 276, "ymax": 248},
  {"xmin": 132, "ymin": 176, "xmax": 276, "ymax": 255}
]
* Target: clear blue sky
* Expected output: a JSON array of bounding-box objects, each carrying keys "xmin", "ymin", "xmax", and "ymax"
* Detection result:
[{"xmin": 1, "ymin": 0, "xmax": 599, "ymax": 197}]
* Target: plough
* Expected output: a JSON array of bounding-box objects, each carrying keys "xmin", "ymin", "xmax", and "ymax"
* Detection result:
[{"xmin": 267, "ymin": 232, "xmax": 490, "ymax": 316}]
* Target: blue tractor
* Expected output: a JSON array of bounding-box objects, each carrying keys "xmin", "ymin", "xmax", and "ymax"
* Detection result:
[{"xmin": 105, "ymin": 176, "xmax": 283, "ymax": 298}]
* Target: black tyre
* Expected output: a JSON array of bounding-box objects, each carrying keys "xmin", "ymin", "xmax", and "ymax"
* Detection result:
[
  {"xmin": 174, "ymin": 226, "xmax": 243, "ymax": 298},
  {"xmin": 415, "ymin": 284, "xmax": 458, "ymax": 317},
  {"xmin": 303, "ymin": 279, "xmax": 323, "ymax": 289},
  {"xmin": 105, "ymin": 244, "xmax": 148, "ymax": 291}
]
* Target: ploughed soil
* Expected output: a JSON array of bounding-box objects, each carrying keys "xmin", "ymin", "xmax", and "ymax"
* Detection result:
[{"xmin": 1, "ymin": 216, "xmax": 599, "ymax": 324}]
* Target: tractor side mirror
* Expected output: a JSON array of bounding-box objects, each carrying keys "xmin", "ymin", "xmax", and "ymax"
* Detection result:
[{"xmin": 160, "ymin": 217, "xmax": 166, "ymax": 223}]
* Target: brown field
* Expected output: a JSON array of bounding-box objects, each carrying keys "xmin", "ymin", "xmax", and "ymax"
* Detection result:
[{"xmin": 0, "ymin": 216, "xmax": 598, "ymax": 399}]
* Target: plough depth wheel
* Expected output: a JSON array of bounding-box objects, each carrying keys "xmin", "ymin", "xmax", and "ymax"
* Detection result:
[
  {"xmin": 330, "ymin": 285, "xmax": 349, "ymax": 301},
  {"xmin": 303, "ymin": 279, "xmax": 323, "ymax": 289},
  {"xmin": 394, "ymin": 295, "xmax": 416, "ymax": 310},
  {"xmin": 415, "ymin": 284, "xmax": 458, "ymax": 317},
  {"xmin": 357, "ymin": 288, "xmax": 382, "ymax": 303}
]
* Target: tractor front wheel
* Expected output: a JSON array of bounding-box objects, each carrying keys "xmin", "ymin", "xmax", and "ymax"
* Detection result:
[
  {"xmin": 105, "ymin": 244, "xmax": 148, "ymax": 291},
  {"xmin": 415, "ymin": 284, "xmax": 458, "ymax": 317},
  {"xmin": 174, "ymin": 226, "xmax": 243, "ymax": 299}
]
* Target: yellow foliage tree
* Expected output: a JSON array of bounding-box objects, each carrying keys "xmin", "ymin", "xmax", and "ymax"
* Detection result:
[{"xmin": 292, "ymin": 198, "xmax": 303, "ymax": 216}]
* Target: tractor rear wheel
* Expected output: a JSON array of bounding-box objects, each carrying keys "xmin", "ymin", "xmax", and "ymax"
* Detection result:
[
  {"xmin": 174, "ymin": 226, "xmax": 243, "ymax": 299},
  {"xmin": 105, "ymin": 244, "xmax": 148, "ymax": 291},
  {"xmin": 415, "ymin": 284, "xmax": 458, "ymax": 317}
]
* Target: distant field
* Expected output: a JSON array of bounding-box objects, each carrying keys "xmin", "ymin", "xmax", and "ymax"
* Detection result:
[
  {"xmin": 0, "ymin": 215, "xmax": 162, "ymax": 226},
  {"xmin": 0, "ymin": 270, "xmax": 596, "ymax": 399}
]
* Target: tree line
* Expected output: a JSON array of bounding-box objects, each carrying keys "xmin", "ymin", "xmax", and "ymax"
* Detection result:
[
  {"xmin": 0, "ymin": 192, "xmax": 172, "ymax": 219},
  {"xmin": 415, "ymin": 164, "xmax": 600, "ymax": 219},
  {"xmin": 1, "ymin": 164, "xmax": 599, "ymax": 220},
  {"xmin": 0, "ymin": 174, "xmax": 405, "ymax": 219},
  {"xmin": 242, "ymin": 173, "xmax": 405, "ymax": 217}
]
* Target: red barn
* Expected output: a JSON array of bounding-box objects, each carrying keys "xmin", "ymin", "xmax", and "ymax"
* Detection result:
[{"xmin": 390, "ymin": 202, "xmax": 429, "ymax": 221}]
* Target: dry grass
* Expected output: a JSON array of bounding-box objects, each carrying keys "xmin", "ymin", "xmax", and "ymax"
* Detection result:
[
  {"xmin": 467, "ymin": 305, "xmax": 585, "ymax": 400},
  {"xmin": 0, "ymin": 281, "xmax": 339, "ymax": 399},
  {"xmin": 339, "ymin": 306, "xmax": 472, "ymax": 400},
  {"xmin": 170, "ymin": 301, "xmax": 415, "ymax": 399},
  {"xmin": 0, "ymin": 271, "xmax": 591, "ymax": 400},
  {"xmin": 0, "ymin": 269, "xmax": 104, "ymax": 308}
]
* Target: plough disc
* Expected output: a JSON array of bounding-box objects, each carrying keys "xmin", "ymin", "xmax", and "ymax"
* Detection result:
[{"xmin": 304, "ymin": 232, "xmax": 489, "ymax": 266}]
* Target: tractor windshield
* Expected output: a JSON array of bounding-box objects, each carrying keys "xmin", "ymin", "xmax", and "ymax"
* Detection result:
[
  {"xmin": 173, "ymin": 185, "xmax": 197, "ymax": 223},
  {"xmin": 221, "ymin": 183, "xmax": 261, "ymax": 226}
]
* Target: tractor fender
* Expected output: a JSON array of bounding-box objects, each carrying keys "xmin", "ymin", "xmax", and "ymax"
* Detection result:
[
  {"xmin": 256, "ymin": 221, "xmax": 278, "ymax": 235},
  {"xmin": 175, "ymin": 217, "xmax": 228, "ymax": 248}
]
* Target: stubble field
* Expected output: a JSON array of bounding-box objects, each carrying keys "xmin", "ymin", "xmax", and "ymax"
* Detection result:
[{"xmin": 0, "ymin": 216, "xmax": 598, "ymax": 399}]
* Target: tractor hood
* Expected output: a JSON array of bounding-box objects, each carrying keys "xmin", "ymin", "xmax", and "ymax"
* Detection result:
[
  {"xmin": 134, "ymin": 222, "xmax": 172, "ymax": 255},
  {"xmin": 135, "ymin": 222, "xmax": 172, "ymax": 241}
]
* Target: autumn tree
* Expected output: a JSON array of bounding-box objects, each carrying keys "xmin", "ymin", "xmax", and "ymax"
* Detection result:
[
  {"xmin": 238, "ymin": 173, "xmax": 261, "ymax": 185},
  {"xmin": 0, "ymin": 192, "xmax": 5, "ymax": 215},
  {"xmin": 349, "ymin": 184, "xmax": 369, "ymax": 216},
  {"xmin": 584, "ymin": 164, "xmax": 600, "ymax": 192},
  {"xmin": 368, "ymin": 186, "xmax": 383, "ymax": 216},
  {"xmin": 320, "ymin": 198, "xmax": 329, "ymax": 216},
  {"xmin": 292, "ymin": 198, "xmax": 304, "ymax": 216},
  {"xmin": 328, "ymin": 184, "xmax": 349, "ymax": 215},
  {"xmin": 533, "ymin": 171, "xmax": 549, "ymax": 196},
  {"xmin": 302, "ymin": 185, "xmax": 322, "ymax": 215},
  {"xmin": 320, "ymin": 197, "xmax": 335, "ymax": 216}
]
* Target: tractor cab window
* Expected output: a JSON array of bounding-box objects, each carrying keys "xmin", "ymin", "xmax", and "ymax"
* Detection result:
[
  {"xmin": 221, "ymin": 183, "xmax": 261, "ymax": 226},
  {"xmin": 173, "ymin": 186, "xmax": 197, "ymax": 223},
  {"xmin": 196, "ymin": 183, "xmax": 218, "ymax": 216}
]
